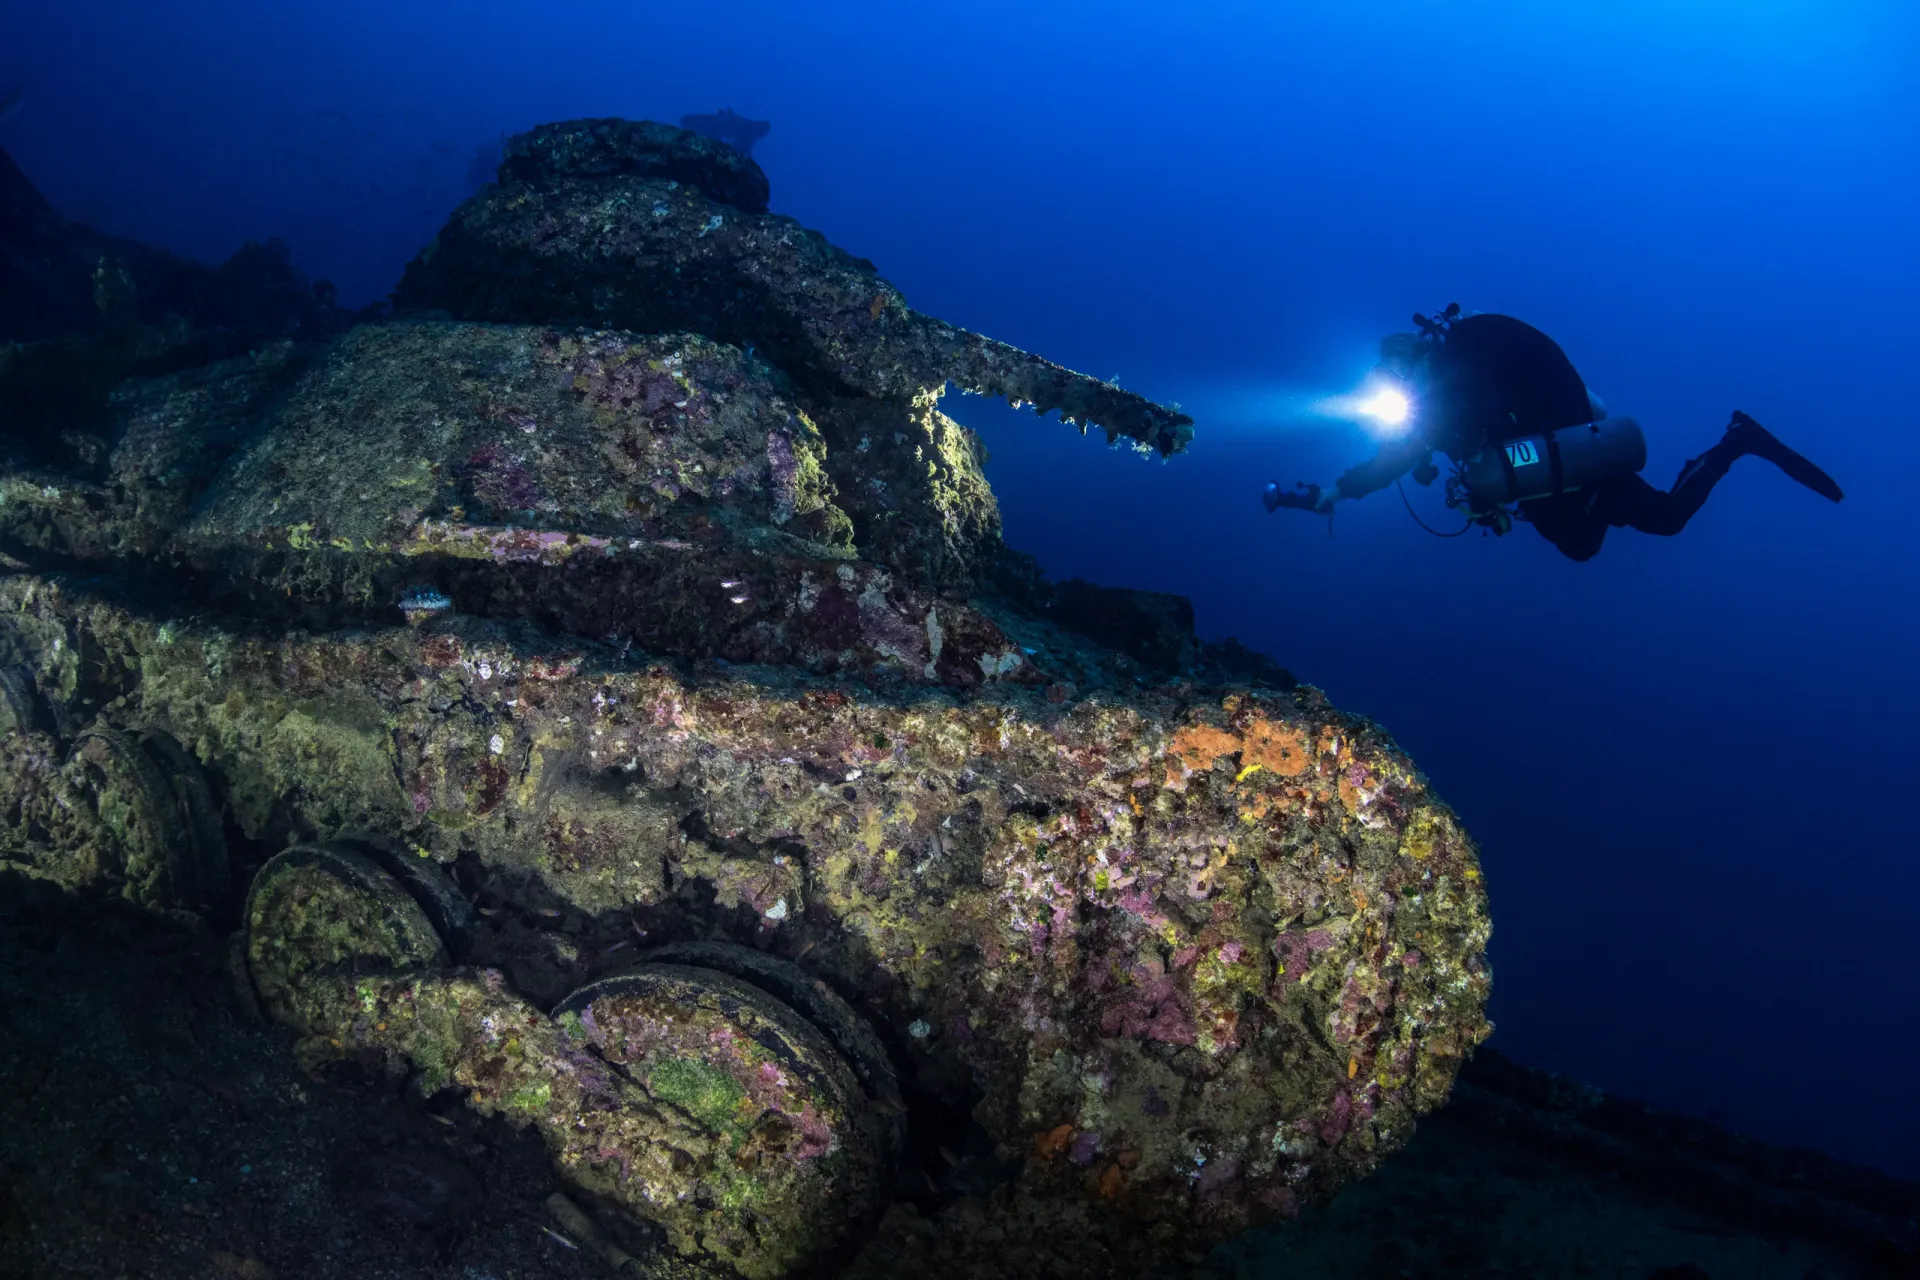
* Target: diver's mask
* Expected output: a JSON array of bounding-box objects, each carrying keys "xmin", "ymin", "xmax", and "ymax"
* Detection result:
[
  {"xmin": 1356, "ymin": 304, "xmax": 1461, "ymax": 436},
  {"xmin": 1377, "ymin": 330, "xmax": 1428, "ymax": 380}
]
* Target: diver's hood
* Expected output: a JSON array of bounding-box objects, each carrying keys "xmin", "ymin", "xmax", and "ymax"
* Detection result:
[{"xmin": 1378, "ymin": 330, "xmax": 1426, "ymax": 373}]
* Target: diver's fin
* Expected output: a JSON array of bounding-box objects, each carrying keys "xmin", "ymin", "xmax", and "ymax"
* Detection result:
[
  {"xmin": 1728, "ymin": 411, "xmax": 1845, "ymax": 503},
  {"xmin": 1773, "ymin": 449, "xmax": 1844, "ymax": 503}
]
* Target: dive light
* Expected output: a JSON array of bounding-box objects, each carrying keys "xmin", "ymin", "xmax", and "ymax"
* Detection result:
[
  {"xmin": 1356, "ymin": 384, "xmax": 1410, "ymax": 431},
  {"xmin": 1319, "ymin": 377, "xmax": 1416, "ymax": 438}
]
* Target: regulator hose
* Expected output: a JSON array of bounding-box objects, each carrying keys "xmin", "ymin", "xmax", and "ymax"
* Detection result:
[{"xmin": 1398, "ymin": 477, "xmax": 1473, "ymax": 538}]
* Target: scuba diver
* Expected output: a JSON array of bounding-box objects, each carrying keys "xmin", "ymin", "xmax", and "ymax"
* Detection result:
[{"xmin": 1264, "ymin": 306, "xmax": 1843, "ymax": 560}]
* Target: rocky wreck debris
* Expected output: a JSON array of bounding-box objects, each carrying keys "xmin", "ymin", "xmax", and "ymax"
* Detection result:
[
  {"xmin": 679, "ymin": 108, "xmax": 773, "ymax": 160},
  {"xmin": 0, "ymin": 119, "xmax": 1493, "ymax": 1277},
  {"xmin": 1444, "ymin": 1050, "xmax": 1920, "ymax": 1266},
  {"xmin": 0, "ymin": 145, "xmax": 360, "ymax": 477},
  {"xmin": 0, "ymin": 146, "xmax": 355, "ymax": 347}
]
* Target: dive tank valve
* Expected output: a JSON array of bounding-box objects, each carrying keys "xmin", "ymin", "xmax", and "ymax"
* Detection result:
[{"xmin": 1460, "ymin": 415, "xmax": 1646, "ymax": 509}]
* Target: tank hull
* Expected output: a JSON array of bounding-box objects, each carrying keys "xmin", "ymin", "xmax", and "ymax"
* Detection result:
[
  {"xmin": 0, "ymin": 567, "xmax": 1491, "ymax": 1273},
  {"xmin": 0, "ymin": 116, "xmax": 1491, "ymax": 1277}
]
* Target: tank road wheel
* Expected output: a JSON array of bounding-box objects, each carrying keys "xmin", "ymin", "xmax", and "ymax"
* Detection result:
[
  {"xmin": 639, "ymin": 939, "xmax": 906, "ymax": 1169},
  {"xmin": 0, "ymin": 665, "xmax": 41, "ymax": 737},
  {"xmin": 137, "ymin": 730, "xmax": 230, "ymax": 910},
  {"xmin": 243, "ymin": 849, "xmax": 890, "ymax": 1277},
  {"xmin": 552, "ymin": 964, "xmax": 889, "ymax": 1277},
  {"xmin": 62, "ymin": 727, "xmax": 230, "ymax": 915},
  {"xmin": 243, "ymin": 844, "xmax": 450, "ymax": 1029},
  {"xmin": 328, "ymin": 831, "xmax": 480, "ymax": 959}
]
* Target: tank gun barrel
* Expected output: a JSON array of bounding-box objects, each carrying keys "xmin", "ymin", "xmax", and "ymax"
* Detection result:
[{"xmin": 920, "ymin": 320, "xmax": 1193, "ymax": 455}]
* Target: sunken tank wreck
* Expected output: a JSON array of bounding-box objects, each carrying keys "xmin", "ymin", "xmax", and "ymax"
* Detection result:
[{"xmin": 0, "ymin": 120, "xmax": 1492, "ymax": 1277}]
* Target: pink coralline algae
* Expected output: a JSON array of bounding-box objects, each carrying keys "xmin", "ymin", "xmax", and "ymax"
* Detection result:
[
  {"xmin": 409, "ymin": 520, "xmax": 623, "ymax": 565},
  {"xmin": 1331, "ymin": 968, "xmax": 1393, "ymax": 1046},
  {"xmin": 1273, "ymin": 926, "xmax": 1340, "ymax": 982},
  {"xmin": 1320, "ymin": 1090, "xmax": 1355, "ymax": 1146},
  {"xmin": 766, "ymin": 432, "xmax": 801, "ymax": 518},
  {"xmin": 462, "ymin": 442, "xmax": 547, "ymax": 512},
  {"xmin": 562, "ymin": 336, "xmax": 692, "ymax": 418},
  {"xmin": 1096, "ymin": 963, "xmax": 1197, "ymax": 1046},
  {"xmin": 794, "ymin": 1107, "xmax": 834, "ymax": 1160}
]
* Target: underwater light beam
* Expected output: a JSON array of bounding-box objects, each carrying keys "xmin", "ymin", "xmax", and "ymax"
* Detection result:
[
  {"xmin": 1311, "ymin": 378, "xmax": 1417, "ymax": 439},
  {"xmin": 1356, "ymin": 384, "xmax": 1409, "ymax": 429},
  {"xmin": 1164, "ymin": 375, "xmax": 1415, "ymax": 442}
]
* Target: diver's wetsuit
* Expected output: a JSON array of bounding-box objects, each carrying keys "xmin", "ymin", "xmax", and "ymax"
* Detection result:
[
  {"xmin": 1522, "ymin": 445, "xmax": 1750, "ymax": 561},
  {"xmin": 1330, "ymin": 313, "xmax": 1842, "ymax": 561}
]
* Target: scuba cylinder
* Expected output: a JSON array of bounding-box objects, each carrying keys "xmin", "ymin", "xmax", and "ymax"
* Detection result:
[{"xmin": 1459, "ymin": 415, "xmax": 1646, "ymax": 509}]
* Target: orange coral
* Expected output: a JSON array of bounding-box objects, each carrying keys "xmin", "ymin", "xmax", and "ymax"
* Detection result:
[
  {"xmin": 1338, "ymin": 774, "xmax": 1362, "ymax": 814},
  {"xmin": 1166, "ymin": 714, "xmax": 1314, "ymax": 790},
  {"xmin": 1033, "ymin": 1124, "xmax": 1075, "ymax": 1159},
  {"xmin": 1166, "ymin": 724, "xmax": 1238, "ymax": 785},
  {"xmin": 1242, "ymin": 717, "xmax": 1312, "ymax": 777}
]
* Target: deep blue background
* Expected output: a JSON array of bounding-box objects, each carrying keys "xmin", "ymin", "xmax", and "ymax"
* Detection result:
[{"xmin": 6, "ymin": 0, "xmax": 1917, "ymax": 1174}]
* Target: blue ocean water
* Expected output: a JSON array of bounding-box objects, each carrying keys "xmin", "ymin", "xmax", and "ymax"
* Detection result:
[{"xmin": 6, "ymin": 0, "xmax": 1916, "ymax": 1176}]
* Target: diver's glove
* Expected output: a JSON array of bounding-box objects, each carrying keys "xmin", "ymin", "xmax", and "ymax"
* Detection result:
[{"xmin": 1263, "ymin": 481, "xmax": 1327, "ymax": 514}]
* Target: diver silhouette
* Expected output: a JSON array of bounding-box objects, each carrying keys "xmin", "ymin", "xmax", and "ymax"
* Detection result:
[{"xmin": 1264, "ymin": 309, "xmax": 1844, "ymax": 560}]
